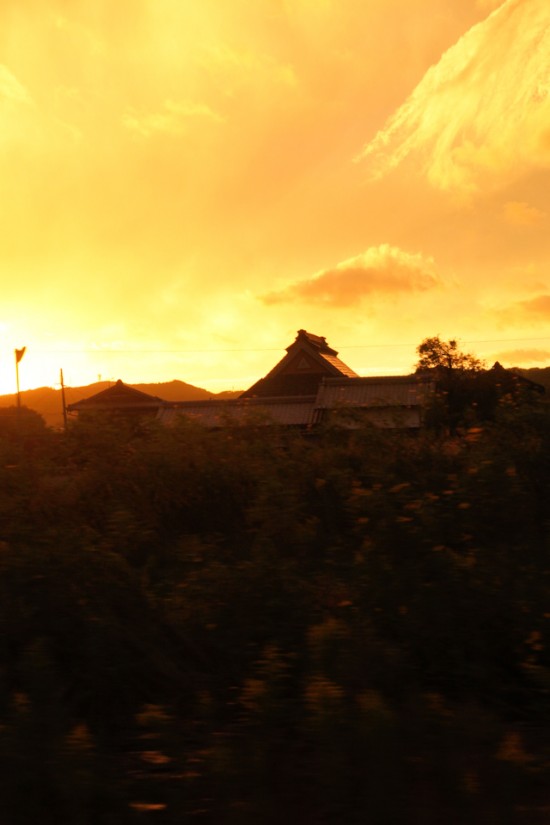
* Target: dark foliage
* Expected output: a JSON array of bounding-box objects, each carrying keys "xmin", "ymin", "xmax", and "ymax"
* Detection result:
[
  {"xmin": 416, "ymin": 337, "xmax": 545, "ymax": 433},
  {"xmin": 0, "ymin": 401, "xmax": 549, "ymax": 823}
]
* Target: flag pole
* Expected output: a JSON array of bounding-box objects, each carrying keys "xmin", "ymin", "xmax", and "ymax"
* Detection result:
[{"xmin": 14, "ymin": 347, "xmax": 26, "ymax": 411}]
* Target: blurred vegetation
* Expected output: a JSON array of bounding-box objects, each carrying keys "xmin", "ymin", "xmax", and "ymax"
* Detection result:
[{"xmin": 0, "ymin": 398, "xmax": 549, "ymax": 823}]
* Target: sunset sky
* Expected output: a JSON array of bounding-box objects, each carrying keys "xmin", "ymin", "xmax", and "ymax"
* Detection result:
[{"xmin": 1, "ymin": 0, "xmax": 549, "ymax": 394}]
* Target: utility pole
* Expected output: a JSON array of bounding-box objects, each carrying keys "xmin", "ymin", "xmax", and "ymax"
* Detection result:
[{"xmin": 60, "ymin": 368, "xmax": 68, "ymax": 431}]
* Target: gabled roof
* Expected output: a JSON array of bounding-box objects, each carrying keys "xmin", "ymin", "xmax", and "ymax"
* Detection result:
[
  {"xmin": 240, "ymin": 329, "xmax": 358, "ymax": 398},
  {"xmin": 67, "ymin": 379, "xmax": 165, "ymax": 412}
]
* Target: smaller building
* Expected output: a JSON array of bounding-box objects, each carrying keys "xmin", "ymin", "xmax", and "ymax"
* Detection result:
[
  {"xmin": 67, "ymin": 380, "xmax": 164, "ymax": 418},
  {"xmin": 313, "ymin": 375, "xmax": 434, "ymax": 429}
]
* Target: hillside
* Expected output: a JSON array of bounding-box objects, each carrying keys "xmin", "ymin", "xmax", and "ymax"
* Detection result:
[{"xmin": 0, "ymin": 380, "xmax": 242, "ymax": 428}]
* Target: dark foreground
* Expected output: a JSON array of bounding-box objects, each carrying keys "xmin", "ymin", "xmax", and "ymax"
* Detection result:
[{"xmin": 0, "ymin": 405, "xmax": 549, "ymax": 823}]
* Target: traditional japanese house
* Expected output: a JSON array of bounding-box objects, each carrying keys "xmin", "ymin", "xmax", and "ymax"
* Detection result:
[
  {"xmin": 157, "ymin": 330, "xmax": 434, "ymax": 429},
  {"xmin": 66, "ymin": 379, "xmax": 164, "ymax": 419}
]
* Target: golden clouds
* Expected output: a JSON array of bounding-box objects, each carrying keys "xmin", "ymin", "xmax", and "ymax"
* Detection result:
[
  {"xmin": 263, "ymin": 246, "xmax": 440, "ymax": 306},
  {"xmin": 0, "ymin": 64, "xmax": 31, "ymax": 105},
  {"xmin": 359, "ymin": 0, "xmax": 550, "ymax": 195},
  {"xmin": 201, "ymin": 44, "xmax": 298, "ymax": 98},
  {"xmin": 122, "ymin": 100, "xmax": 223, "ymax": 139}
]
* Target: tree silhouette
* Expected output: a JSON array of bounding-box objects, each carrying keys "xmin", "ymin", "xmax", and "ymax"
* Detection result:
[
  {"xmin": 415, "ymin": 336, "xmax": 484, "ymax": 375},
  {"xmin": 415, "ymin": 336, "xmax": 485, "ymax": 432}
]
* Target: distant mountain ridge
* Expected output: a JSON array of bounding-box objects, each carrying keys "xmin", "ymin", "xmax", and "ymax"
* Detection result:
[{"xmin": 0, "ymin": 379, "xmax": 242, "ymax": 428}]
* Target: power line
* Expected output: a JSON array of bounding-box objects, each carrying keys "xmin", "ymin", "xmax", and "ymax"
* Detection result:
[
  {"xmin": 37, "ymin": 336, "xmax": 550, "ymax": 356},
  {"xmin": 342, "ymin": 337, "xmax": 550, "ymax": 350},
  {"xmin": 38, "ymin": 347, "xmax": 286, "ymax": 354}
]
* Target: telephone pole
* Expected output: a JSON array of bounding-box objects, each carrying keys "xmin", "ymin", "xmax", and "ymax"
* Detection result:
[{"xmin": 60, "ymin": 368, "xmax": 68, "ymax": 430}]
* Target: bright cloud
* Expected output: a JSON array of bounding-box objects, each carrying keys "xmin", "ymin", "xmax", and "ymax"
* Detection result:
[
  {"xmin": 0, "ymin": 64, "xmax": 31, "ymax": 104},
  {"xmin": 0, "ymin": 64, "xmax": 34, "ymax": 145},
  {"xmin": 358, "ymin": 0, "xmax": 550, "ymax": 195},
  {"xmin": 0, "ymin": 64, "xmax": 43, "ymax": 152},
  {"xmin": 122, "ymin": 99, "xmax": 223, "ymax": 138},
  {"xmin": 263, "ymin": 245, "xmax": 441, "ymax": 306},
  {"xmin": 201, "ymin": 44, "xmax": 298, "ymax": 96}
]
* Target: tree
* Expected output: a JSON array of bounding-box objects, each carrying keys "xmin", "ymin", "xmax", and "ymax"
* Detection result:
[
  {"xmin": 0, "ymin": 405, "xmax": 47, "ymax": 439},
  {"xmin": 415, "ymin": 336, "xmax": 484, "ymax": 376},
  {"xmin": 415, "ymin": 336, "xmax": 485, "ymax": 432}
]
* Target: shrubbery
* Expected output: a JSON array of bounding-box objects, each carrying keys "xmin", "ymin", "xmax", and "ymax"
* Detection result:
[{"xmin": 0, "ymin": 404, "xmax": 549, "ymax": 822}]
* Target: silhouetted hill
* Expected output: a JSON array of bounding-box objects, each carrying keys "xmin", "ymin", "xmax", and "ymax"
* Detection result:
[
  {"xmin": 0, "ymin": 380, "xmax": 242, "ymax": 428},
  {"xmin": 126, "ymin": 380, "xmax": 213, "ymax": 402}
]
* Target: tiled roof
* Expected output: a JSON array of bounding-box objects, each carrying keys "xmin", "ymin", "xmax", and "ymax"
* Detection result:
[
  {"xmin": 67, "ymin": 380, "xmax": 164, "ymax": 411},
  {"xmin": 315, "ymin": 376, "xmax": 433, "ymax": 409},
  {"xmin": 320, "ymin": 354, "xmax": 359, "ymax": 379},
  {"xmin": 241, "ymin": 329, "xmax": 358, "ymax": 398},
  {"xmin": 293, "ymin": 329, "xmax": 338, "ymax": 356},
  {"xmin": 158, "ymin": 396, "xmax": 316, "ymax": 427}
]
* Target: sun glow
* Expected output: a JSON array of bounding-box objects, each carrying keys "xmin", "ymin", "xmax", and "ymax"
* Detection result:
[{"xmin": 0, "ymin": 0, "xmax": 548, "ymax": 401}]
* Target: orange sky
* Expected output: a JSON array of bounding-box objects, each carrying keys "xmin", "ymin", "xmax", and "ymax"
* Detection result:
[{"xmin": 1, "ymin": 0, "xmax": 549, "ymax": 394}]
